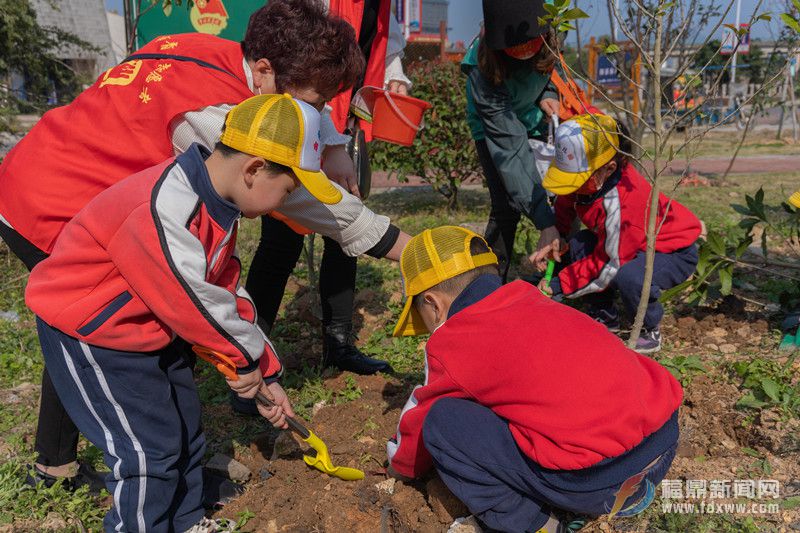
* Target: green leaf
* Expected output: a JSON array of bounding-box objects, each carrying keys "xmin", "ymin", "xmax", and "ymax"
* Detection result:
[
  {"xmin": 741, "ymin": 447, "xmax": 761, "ymax": 457},
  {"xmin": 761, "ymin": 378, "xmax": 781, "ymax": 402},
  {"xmin": 755, "ymin": 13, "xmax": 773, "ymax": 22},
  {"xmin": 605, "ymin": 43, "xmax": 621, "ymax": 54},
  {"xmin": 780, "ymin": 13, "xmax": 800, "ymax": 34},
  {"xmin": 794, "ymin": 0, "xmax": 800, "ymax": 13},
  {"xmin": 736, "ymin": 393, "xmax": 769, "ymax": 409},
  {"xmin": 659, "ymin": 278, "xmax": 694, "ymax": 302},
  {"xmin": 543, "ymin": 4, "xmax": 561, "ymax": 16},
  {"xmin": 719, "ymin": 265, "xmax": 733, "ymax": 295},
  {"xmin": 562, "ymin": 7, "xmax": 590, "ymax": 20},
  {"xmin": 735, "ymin": 236, "xmax": 753, "ymax": 259},
  {"xmin": 706, "ymin": 231, "xmax": 726, "ymax": 256}
]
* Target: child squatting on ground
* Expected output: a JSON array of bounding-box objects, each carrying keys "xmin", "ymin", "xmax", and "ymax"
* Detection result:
[
  {"xmin": 23, "ymin": 94, "xmax": 340, "ymax": 533},
  {"xmin": 386, "ymin": 226, "xmax": 683, "ymax": 533},
  {"xmin": 534, "ymin": 114, "xmax": 702, "ymax": 354}
]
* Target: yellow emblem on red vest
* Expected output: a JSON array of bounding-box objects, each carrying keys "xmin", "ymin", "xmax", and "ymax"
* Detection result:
[
  {"xmin": 190, "ymin": 0, "xmax": 229, "ymax": 35},
  {"xmin": 99, "ymin": 60, "xmax": 143, "ymax": 88}
]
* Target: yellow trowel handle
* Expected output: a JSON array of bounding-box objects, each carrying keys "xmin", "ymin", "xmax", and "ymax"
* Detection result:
[{"xmin": 254, "ymin": 391, "xmax": 311, "ymax": 440}]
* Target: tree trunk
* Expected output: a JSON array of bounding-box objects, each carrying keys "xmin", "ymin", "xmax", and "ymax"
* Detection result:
[
  {"xmin": 627, "ymin": 7, "xmax": 664, "ymax": 349},
  {"xmin": 447, "ymin": 180, "xmax": 459, "ymax": 212}
]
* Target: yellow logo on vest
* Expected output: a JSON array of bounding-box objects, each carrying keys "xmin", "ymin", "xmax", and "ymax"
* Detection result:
[
  {"xmin": 99, "ymin": 60, "xmax": 143, "ymax": 88},
  {"xmin": 190, "ymin": 0, "xmax": 229, "ymax": 35}
]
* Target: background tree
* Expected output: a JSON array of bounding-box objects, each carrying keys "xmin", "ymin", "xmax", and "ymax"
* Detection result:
[
  {"xmin": 0, "ymin": 0, "xmax": 96, "ymax": 130},
  {"xmin": 544, "ymin": 0, "xmax": 798, "ymax": 348}
]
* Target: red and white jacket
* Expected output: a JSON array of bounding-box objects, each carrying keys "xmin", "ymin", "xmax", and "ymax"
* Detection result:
[
  {"xmin": 387, "ymin": 278, "xmax": 683, "ymax": 479},
  {"xmin": 555, "ymin": 165, "xmax": 702, "ymax": 297},
  {"xmin": 25, "ymin": 145, "xmax": 281, "ymax": 378}
]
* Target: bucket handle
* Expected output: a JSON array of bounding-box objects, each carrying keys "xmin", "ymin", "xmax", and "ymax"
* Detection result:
[{"xmin": 383, "ymin": 91, "xmax": 425, "ymax": 132}]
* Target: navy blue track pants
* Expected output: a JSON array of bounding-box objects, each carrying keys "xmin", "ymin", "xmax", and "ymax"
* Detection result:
[{"xmin": 37, "ymin": 318, "xmax": 205, "ymax": 532}]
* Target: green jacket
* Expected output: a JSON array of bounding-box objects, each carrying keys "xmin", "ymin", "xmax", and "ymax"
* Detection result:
[{"xmin": 461, "ymin": 38, "xmax": 557, "ymax": 229}]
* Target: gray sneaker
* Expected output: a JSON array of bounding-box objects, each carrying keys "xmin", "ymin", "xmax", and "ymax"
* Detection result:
[
  {"xmin": 183, "ymin": 517, "xmax": 234, "ymax": 533},
  {"xmin": 635, "ymin": 328, "xmax": 662, "ymax": 354},
  {"xmin": 587, "ymin": 307, "xmax": 621, "ymax": 333}
]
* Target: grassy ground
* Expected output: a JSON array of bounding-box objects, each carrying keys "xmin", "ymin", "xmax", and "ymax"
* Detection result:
[
  {"xmin": 0, "ymin": 172, "xmax": 799, "ymax": 531},
  {"xmin": 653, "ymin": 129, "xmax": 799, "ymax": 159}
]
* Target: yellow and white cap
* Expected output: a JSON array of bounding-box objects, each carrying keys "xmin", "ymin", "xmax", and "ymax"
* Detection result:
[
  {"xmin": 221, "ymin": 94, "xmax": 342, "ymax": 204},
  {"xmin": 393, "ymin": 226, "xmax": 498, "ymax": 337},
  {"xmin": 543, "ymin": 113, "xmax": 620, "ymax": 196}
]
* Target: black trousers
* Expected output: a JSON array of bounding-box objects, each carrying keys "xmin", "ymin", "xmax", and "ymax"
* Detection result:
[
  {"xmin": 476, "ymin": 140, "xmax": 522, "ymax": 283},
  {"xmin": 0, "ymin": 222, "xmax": 79, "ymax": 467},
  {"xmin": 245, "ymin": 215, "xmax": 357, "ymax": 331}
]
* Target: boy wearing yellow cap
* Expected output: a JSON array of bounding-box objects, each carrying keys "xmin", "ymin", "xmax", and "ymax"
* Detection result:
[
  {"xmin": 532, "ymin": 114, "xmax": 701, "ymax": 353},
  {"xmin": 24, "ymin": 94, "xmax": 337, "ymax": 532},
  {"xmin": 387, "ymin": 225, "xmax": 683, "ymax": 533}
]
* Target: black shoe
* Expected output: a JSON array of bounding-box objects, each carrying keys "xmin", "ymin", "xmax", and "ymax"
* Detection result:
[
  {"xmin": 229, "ymin": 390, "xmax": 261, "ymax": 417},
  {"xmin": 323, "ymin": 325, "xmax": 393, "ymax": 375},
  {"xmin": 202, "ymin": 468, "xmax": 244, "ymax": 510},
  {"xmin": 25, "ymin": 463, "xmax": 106, "ymax": 494}
]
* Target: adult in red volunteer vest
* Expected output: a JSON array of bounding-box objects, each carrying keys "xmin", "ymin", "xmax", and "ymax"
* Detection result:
[
  {"xmin": 0, "ymin": 0, "xmax": 410, "ymax": 492},
  {"xmin": 244, "ymin": 0, "xmax": 412, "ymax": 377}
]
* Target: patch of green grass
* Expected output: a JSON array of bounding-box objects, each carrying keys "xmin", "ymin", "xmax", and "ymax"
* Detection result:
[
  {"xmin": 731, "ymin": 354, "xmax": 800, "ymax": 417},
  {"xmin": 0, "ymin": 460, "xmax": 108, "ymax": 529},
  {"xmin": 657, "ymin": 354, "xmax": 708, "ymax": 385}
]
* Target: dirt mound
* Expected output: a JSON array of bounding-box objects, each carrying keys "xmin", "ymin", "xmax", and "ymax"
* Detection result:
[{"xmin": 215, "ymin": 374, "xmax": 458, "ymax": 532}]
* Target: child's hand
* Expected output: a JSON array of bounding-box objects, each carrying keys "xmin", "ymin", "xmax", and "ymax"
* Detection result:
[
  {"xmin": 322, "ymin": 145, "xmax": 359, "ymax": 198},
  {"xmin": 256, "ymin": 382, "xmax": 295, "ymax": 430},
  {"xmin": 537, "ymin": 278, "xmax": 553, "ymax": 296},
  {"xmin": 530, "ymin": 226, "xmax": 563, "ymax": 271},
  {"xmin": 227, "ymin": 368, "xmax": 263, "ymax": 399}
]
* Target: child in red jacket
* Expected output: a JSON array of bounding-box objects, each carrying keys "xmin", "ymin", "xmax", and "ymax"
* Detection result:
[
  {"xmin": 388, "ymin": 225, "xmax": 682, "ymax": 533},
  {"xmin": 25, "ymin": 94, "xmax": 340, "ymax": 533},
  {"xmin": 534, "ymin": 114, "xmax": 701, "ymax": 353}
]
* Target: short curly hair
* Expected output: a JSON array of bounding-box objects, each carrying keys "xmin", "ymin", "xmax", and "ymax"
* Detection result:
[{"xmin": 242, "ymin": 0, "xmax": 365, "ymax": 98}]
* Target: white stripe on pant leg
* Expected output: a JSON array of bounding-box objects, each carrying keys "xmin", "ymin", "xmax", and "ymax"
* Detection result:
[
  {"xmin": 80, "ymin": 342, "xmax": 148, "ymax": 533},
  {"xmin": 59, "ymin": 342, "xmax": 126, "ymax": 532}
]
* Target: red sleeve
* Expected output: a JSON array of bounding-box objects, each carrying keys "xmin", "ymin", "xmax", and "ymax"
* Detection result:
[
  {"xmin": 559, "ymin": 189, "xmax": 626, "ymax": 297},
  {"xmin": 109, "ymin": 206, "xmax": 281, "ymax": 378},
  {"xmin": 554, "ymin": 194, "xmax": 578, "ymax": 236},
  {"xmin": 387, "ymin": 354, "xmax": 468, "ymax": 478}
]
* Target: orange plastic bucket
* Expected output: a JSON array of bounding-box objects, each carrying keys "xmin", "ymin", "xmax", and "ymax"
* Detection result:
[{"xmin": 371, "ymin": 92, "xmax": 432, "ymax": 146}]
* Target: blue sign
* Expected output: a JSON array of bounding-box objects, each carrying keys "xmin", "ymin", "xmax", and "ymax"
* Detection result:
[{"xmin": 597, "ymin": 55, "xmax": 621, "ymax": 86}]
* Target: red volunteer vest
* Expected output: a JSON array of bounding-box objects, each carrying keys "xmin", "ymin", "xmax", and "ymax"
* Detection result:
[
  {"xmin": 327, "ymin": 0, "xmax": 390, "ymax": 139},
  {"xmin": 0, "ymin": 33, "xmax": 253, "ymax": 253}
]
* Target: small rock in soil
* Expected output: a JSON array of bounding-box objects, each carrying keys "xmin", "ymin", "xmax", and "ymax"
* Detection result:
[
  {"xmin": 271, "ymin": 431, "xmax": 302, "ymax": 460},
  {"xmin": 205, "ymin": 454, "xmax": 251, "ymax": 482},
  {"xmin": 312, "ymin": 400, "xmax": 327, "ymax": 416},
  {"xmin": 719, "ymin": 343, "xmax": 737, "ymax": 354},
  {"xmin": 705, "ymin": 343, "xmax": 719, "ymax": 351},
  {"xmin": 427, "ymin": 477, "xmax": 469, "ymax": 524},
  {"xmin": 708, "ymin": 327, "xmax": 728, "ymax": 339},
  {"xmin": 448, "ymin": 515, "xmax": 483, "ymax": 533},
  {"xmin": 375, "ymin": 477, "xmax": 396, "ymax": 495},
  {"xmin": 259, "ymin": 467, "xmax": 273, "ymax": 481},
  {"xmin": 41, "ymin": 512, "xmax": 68, "ymax": 531},
  {"xmin": 265, "ymin": 519, "xmax": 278, "ymax": 533},
  {"xmin": 0, "ymin": 310, "xmax": 19, "ymax": 323}
]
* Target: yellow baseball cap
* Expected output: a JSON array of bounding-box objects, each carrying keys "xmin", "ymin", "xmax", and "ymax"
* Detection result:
[
  {"xmin": 543, "ymin": 113, "xmax": 620, "ymax": 196},
  {"xmin": 393, "ymin": 226, "xmax": 498, "ymax": 337},
  {"xmin": 789, "ymin": 190, "xmax": 800, "ymax": 209},
  {"xmin": 221, "ymin": 94, "xmax": 342, "ymax": 204}
]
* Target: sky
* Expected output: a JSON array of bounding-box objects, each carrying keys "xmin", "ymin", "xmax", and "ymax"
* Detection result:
[{"xmin": 106, "ymin": 0, "xmax": 788, "ymax": 45}]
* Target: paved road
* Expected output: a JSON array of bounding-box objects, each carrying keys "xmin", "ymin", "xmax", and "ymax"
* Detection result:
[{"xmin": 371, "ymin": 154, "xmax": 800, "ymax": 190}]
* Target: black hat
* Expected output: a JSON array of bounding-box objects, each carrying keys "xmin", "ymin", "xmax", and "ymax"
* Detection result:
[{"xmin": 482, "ymin": 0, "xmax": 549, "ymax": 50}]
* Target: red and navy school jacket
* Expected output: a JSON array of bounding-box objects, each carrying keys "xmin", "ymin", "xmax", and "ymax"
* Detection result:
[
  {"xmin": 555, "ymin": 165, "xmax": 702, "ymax": 297},
  {"xmin": 0, "ymin": 33, "xmax": 253, "ymax": 255},
  {"xmin": 25, "ymin": 145, "xmax": 281, "ymax": 378},
  {"xmin": 387, "ymin": 276, "xmax": 682, "ymax": 479}
]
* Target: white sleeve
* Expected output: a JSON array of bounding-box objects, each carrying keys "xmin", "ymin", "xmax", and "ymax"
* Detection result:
[
  {"xmin": 274, "ymin": 182, "xmax": 390, "ymax": 257},
  {"xmin": 170, "ymin": 104, "xmax": 233, "ymax": 155},
  {"xmin": 385, "ymin": 15, "xmax": 412, "ymax": 89},
  {"xmin": 319, "ymin": 106, "xmax": 351, "ymax": 147}
]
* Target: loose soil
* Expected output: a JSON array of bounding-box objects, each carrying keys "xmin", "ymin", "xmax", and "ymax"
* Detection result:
[{"xmin": 209, "ymin": 292, "xmax": 800, "ymax": 532}]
